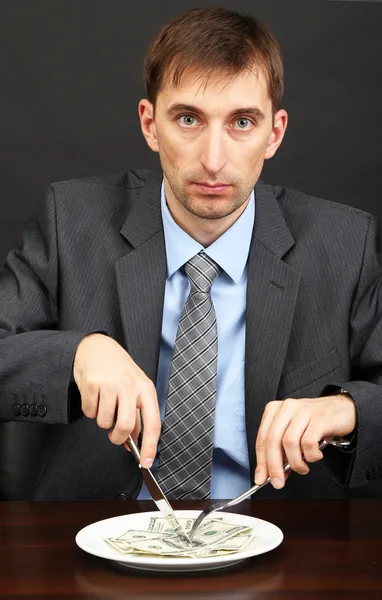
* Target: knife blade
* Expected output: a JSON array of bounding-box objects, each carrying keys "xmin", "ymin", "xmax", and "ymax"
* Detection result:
[{"xmin": 126, "ymin": 435, "xmax": 194, "ymax": 547}]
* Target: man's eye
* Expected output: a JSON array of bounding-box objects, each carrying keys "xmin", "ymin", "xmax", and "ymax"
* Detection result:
[
  {"xmin": 235, "ymin": 118, "xmax": 254, "ymax": 130},
  {"xmin": 178, "ymin": 115, "xmax": 198, "ymax": 127}
]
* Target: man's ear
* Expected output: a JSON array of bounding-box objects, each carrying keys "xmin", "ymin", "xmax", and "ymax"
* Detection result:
[
  {"xmin": 138, "ymin": 99, "xmax": 159, "ymax": 153},
  {"xmin": 264, "ymin": 109, "xmax": 288, "ymax": 160}
]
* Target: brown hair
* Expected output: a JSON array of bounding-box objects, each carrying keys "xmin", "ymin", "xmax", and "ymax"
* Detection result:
[{"xmin": 143, "ymin": 7, "xmax": 284, "ymax": 116}]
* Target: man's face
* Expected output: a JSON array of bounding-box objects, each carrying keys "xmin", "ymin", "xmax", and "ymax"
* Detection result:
[{"xmin": 141, "ymin": 67, "xmax": 285, "ymax": 222}]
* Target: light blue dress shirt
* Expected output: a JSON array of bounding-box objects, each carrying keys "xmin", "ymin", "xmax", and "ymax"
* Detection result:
[{"xmin": 139, "ymin": 182, "xmax": 255, "ymax": 499}]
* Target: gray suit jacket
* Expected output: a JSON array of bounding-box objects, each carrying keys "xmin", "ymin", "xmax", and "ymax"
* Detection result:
[{"xmin": 1, "ymin": 169, "xmax": 382, "ymax": 500}]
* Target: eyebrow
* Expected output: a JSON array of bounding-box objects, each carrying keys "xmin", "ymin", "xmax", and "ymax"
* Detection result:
[{"xmin": 166, "ymin": 103, "xmax": 266, "ymax": 121}]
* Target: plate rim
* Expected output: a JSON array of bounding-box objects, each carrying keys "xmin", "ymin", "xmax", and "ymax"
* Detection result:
[{"xmin": 75, "ymin": 509, "xmax": 283, "ymax": 569}]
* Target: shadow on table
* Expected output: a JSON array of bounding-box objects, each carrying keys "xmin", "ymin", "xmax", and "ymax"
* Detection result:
[{"xmin": 74, "ymin": 555, "xmax": 285, "ymax": 599}]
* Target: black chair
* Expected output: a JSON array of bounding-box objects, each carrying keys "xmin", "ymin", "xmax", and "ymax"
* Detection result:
[{"xmin": 0, "ymin": 421, "xmax": 63, "ymax": 500}]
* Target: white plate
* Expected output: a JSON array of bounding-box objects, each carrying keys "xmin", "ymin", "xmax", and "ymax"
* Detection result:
[{"xmin": 75, "ymin": 510, "xmax": 283, "ymax": 572}]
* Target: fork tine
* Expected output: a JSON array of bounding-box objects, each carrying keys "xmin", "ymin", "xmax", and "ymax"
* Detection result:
[
  {"xmin": 189, "ymin": 503, "xmax": 226, "ymax": 538},
  {"xmin": 189, "ymin": 507, "xmax": 213, "ymax": 539}
]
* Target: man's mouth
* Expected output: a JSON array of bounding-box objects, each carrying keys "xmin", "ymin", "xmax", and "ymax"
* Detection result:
[{"xmin": 192, "ymin": 182, "xmax": 231, "ymax": 195}]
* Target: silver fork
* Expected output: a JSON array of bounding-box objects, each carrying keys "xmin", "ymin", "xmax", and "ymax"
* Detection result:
[{"xmin": 189, "ymin": 437, "xmax": 351, "ymax": 539}]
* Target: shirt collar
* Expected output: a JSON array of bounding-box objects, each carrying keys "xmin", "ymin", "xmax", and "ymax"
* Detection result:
[{"xmin": 161, "ymin": 180, "xmax": 255, "ymax": 283}]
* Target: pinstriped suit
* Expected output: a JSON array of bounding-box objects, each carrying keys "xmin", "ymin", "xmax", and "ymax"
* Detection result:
[{"xmin": 1, "ymin": 169, "xmax": 382, "ymax": 500}]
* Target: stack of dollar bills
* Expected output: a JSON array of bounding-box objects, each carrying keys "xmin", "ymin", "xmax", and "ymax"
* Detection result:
[{"xmin": 104, "ymin": 516, "xmax": 255, "ymax": 558}]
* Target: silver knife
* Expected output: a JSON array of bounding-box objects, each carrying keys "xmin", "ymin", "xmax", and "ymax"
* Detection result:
[{"xmin": 126, "ymin": 435, "xmax": 194, "ymax": 547}]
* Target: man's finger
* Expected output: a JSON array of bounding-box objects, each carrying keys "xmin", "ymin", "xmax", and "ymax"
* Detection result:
[
  {"xmin": 255, "ymin": 400, "xmax": 282, "ymax": 485},
  {"xmin": 131, "ymin": 409, "xmax": 142, "ymax": 442},
  {"xmin": 137, "ymin": 380, "xmax": 161, "ymax": 469},
  {"xmin": 282, "ymin": 408, "xmax": 311, "ymax": 475},
  {"xmin": 97, "ymin": 386, "xmax": 117, "ymax": 430},
  {"xmin": 109, "ymin": 389, "xmax": 136, "ymax": 445},
  {"xmin": 265, "ymin": 399, "xmax": 300, "ymax": 488},
  {"xmin": 81, "ymin": 380, "xmax": 100, "ymax": 419},
  {"xmin": 300, "ymin": 419, "xmax": 326, "ymax": 463}
]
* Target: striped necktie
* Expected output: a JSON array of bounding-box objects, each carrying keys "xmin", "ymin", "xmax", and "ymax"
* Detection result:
[{"xmin": 157, "ymin": 252, "xmax": 220, "ymax": 499}]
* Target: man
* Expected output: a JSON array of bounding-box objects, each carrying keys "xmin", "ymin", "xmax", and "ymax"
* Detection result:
[{"xmin": 1, "ymin": 7, "xmax": 381, "ymax": 501}]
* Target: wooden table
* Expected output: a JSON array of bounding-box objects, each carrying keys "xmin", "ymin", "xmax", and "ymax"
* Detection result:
[{"xmin": 1, "ymin": 499, "xmax": 381, "ymax": 599}]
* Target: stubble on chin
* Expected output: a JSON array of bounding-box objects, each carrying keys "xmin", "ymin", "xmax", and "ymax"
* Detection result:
[
  {"xmin": 177, "ymin": 189, "xmax": 250, "ymax": 221},
  {"xmin": 164, "ymin": 169, "xmax": 254, "ymax": 221}
]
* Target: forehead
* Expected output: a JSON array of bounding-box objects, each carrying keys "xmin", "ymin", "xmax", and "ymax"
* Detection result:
[{"xmin": 156, "ymin": 67, "xmax": 271, "ymax": 114}]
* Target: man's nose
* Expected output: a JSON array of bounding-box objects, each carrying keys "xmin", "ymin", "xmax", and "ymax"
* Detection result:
[{"xmin": 200, "ymin": 127, "xmax": 227, "ymax": 174}]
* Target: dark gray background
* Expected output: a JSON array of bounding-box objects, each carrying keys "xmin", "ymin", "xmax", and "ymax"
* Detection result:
[{"xmin": 1, "ymin": 0, "xmax": 382, "ymax": 271}]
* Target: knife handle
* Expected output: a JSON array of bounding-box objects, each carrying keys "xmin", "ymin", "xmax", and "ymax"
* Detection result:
[{"xmin": 126, "ymin": 435, "xmax": 142, "ymax": 467}]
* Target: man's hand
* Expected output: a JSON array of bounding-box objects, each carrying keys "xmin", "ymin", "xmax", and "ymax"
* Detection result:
[
  {"xmin": 73, "ymin": 333, "xmax": 161, "ymax": 468},
  {"xmin": 254, "ymin": 394, "xmax": 357, "ymax": 489}
]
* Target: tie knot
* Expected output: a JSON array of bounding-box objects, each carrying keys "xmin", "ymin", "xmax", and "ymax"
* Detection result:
[{"xmin": 184, "ymin": 253, "xmax": 220, "ymax": 293}]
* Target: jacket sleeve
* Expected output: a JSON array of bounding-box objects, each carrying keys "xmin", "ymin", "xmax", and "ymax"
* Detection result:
[
  {"xmin": 0, "ymin": 185, "xmax": 93, "ymax": 424},
  {"xmin": 321, "ymin": 214, "xmax": 382, "ymax": 488}
]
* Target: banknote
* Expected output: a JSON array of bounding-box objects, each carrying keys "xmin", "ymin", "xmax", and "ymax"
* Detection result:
[
  {"xmin": 117, "ymin": 532, "xmax": 253, "ymax": 558},
  {"xmin": 125, "ymin": 523, "xmax": 251, "ymax": 549},
  {"xmin": 147, "ymin": 516, "xmax": 251, "ymax": 544},
  {"xmin": 147, "ymin": 517, "xmax": 195, "ymax": 534},
  {"xmin": 104, "ymin": 538, "xmax": 137, "ymax": 554},
  {"xmin": 104, "ymin": 516, "xmax": 255, "ymax": 558}
]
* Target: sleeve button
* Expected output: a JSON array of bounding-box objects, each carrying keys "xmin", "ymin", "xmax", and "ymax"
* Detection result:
[
  {"xmin": 37, "ymin": 404, "xmax": 48, "ymax": 417},
  {"xmin": 11, "ymin": 404, "xmax": 21, "ymax": 417},
  {"xmin": 29, "ymin": 404, "xmax": 38, "ymax": 417},
  {"xmin": 20, "ymin": 404, "xmax": 30, "ymax": 417},
  {"xmin": 116, "ymin": 493, "xmax": 130, "ymax": 500}
]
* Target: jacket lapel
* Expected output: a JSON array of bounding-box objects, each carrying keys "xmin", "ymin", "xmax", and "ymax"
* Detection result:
[
  {"xmin": 115, "ymin": 171, "xmax": 166, "ymax": 384},
  {"xmin": 245, "ymin": 180, "xmax": 301, "ymax": 474}
]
